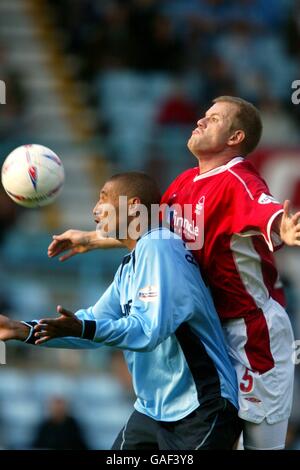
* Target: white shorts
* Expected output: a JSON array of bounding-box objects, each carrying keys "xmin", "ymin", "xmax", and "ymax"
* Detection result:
[{"xmin": 222, "ymin": 298, "xmax": 295, "ymax": 428}]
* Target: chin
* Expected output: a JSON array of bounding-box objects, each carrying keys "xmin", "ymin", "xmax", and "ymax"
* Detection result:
[
  {"xmin": 187, "ymin": 139, "xmax": 194, "ymax": 152},
  {"xmin": 187, "ymin": 141, "xmax": 200, "ymax": 157}
]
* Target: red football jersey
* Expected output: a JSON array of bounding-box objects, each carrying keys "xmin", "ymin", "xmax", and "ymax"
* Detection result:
[{"xmin": 161, "ymin": 157, "xmax": 285, "ymax": 322}]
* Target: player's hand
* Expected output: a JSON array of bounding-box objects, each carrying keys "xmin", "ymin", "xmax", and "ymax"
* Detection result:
[
  {"xmin": 33, "ymin": 305, "xmax": 83, "ymax": 345},
  {"xmin": 48, "ymin": 230, "xmax": 123, "ymax": 262},
  {"xmin": 47, "ymin": 230, "xmax": 94, "ymax": 262},
  {"xmin": 0, "ymin": 315, "xmax": 30, "ymax": 341},
  {"xmin": 280, "ymin": 200, "xmax": 300, "ymax": 246}
]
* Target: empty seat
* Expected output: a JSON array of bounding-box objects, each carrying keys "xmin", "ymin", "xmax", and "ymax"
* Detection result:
[
  {"xmin": 31, "ymin": 372, "xmax": 76, "ymax": 401},
  {"xmin": 0, "ymin": 369, "xmax": 31, "ymax": 399}
]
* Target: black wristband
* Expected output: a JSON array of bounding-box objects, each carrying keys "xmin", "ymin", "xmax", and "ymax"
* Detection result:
[
  {"xmin": 82, "ymin": 320, "xmax": 96, "ymax": 340},
  {"xmin": 21, "ymin": 321, "xmax": 39, "ymax": 344}
]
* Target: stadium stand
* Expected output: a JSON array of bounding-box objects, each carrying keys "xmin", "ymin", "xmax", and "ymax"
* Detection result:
[{"xmin": 0, "ymin": 0, "xmax": 300, "ymax": 449}]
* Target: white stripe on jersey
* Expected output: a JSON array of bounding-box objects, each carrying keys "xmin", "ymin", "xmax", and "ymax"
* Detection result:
[
  {"xmin": 230, "ymin": 234, "xmax": 269, "ymax": 309},
  {"xmin": 228, "ymin": 168, "xmax": 254, "ymax": 200}
]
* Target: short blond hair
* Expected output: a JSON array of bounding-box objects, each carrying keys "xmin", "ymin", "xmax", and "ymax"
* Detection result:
[{"xmin": 213, "ymin": 96, "xmax": 262, "ymax": 155}]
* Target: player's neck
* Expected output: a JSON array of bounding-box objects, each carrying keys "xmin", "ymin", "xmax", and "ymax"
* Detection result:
[
  {"xmin": 197, "ymin": 153, "xmax": 238, "ymax": 174},
  {"xmin": 118, "ymin": 223, "xmax": 151, "ymax": 251},
  {"xmin": 121, "ymin": 238, "xmax": 137, "ymax": 251}
]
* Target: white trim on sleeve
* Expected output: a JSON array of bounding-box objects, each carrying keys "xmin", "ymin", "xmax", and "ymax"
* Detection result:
[
  {"xmin": 234, "ymin": 209, "xmax": 284, "ymax": 252},
  {"xmin": 266, "ymin": 209, "xmax": 284, "ymax": 252}
]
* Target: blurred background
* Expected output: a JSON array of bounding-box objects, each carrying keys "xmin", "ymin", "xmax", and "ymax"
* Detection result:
[{"xmin": 0, "ymin": 0, "xmax": 300, "ymax": 450}]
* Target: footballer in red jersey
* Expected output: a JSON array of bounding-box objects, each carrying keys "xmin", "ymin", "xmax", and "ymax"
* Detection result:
[
  {"xmin": 161, "ymin": 155, "xmax": 294, "ymax": 448},
  {"xmin": 47, "ymin": 96, "xmax": 300, "ymax": 450},
  {"xmin": 160, "ymin": 96, "xmax": 298, "ymax": 450}
]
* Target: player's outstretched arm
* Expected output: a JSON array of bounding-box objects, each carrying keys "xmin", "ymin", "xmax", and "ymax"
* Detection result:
[
  {"xmin": 48, "ymin": 229, "xmax": 124, "ymax": 262},
  {"xmin": 0, "ymin": 315, "xmax": 30, "ymax": 341},
  {"xmin": 279, "ymin": 200, "xmax": 300, "ymax": 246},
  {"xmin": 35, "ymin": 239, "xmax": 196, "ymax": 353}
]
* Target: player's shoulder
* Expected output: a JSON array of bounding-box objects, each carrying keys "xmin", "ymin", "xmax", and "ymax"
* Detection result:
[
  {"xmin": 169, "ymin": 167, "xmax": 199, "ymax": 187},
  {"xmin": 227, "ymin": 158, "xmax": 262, "ymax": 179},
  {"xmin": 136, "ymin": 227, "xmax": 181, "ymax": 256},
  {"xmin": 225, "ymin": 158, "xmax": 268, "ymax": 193},
  {"xmin": 181, "ymin": 166, "xmax": 199, "ymax": 178},
  {"xmin": 162, "ymin": 167, "xmax": 199, "ymax": 203}
]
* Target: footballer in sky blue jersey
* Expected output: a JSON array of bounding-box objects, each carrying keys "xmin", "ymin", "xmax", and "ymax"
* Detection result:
[{"xmin": 0, "ymin": 172, "xmax": 241, "ymax": 449}]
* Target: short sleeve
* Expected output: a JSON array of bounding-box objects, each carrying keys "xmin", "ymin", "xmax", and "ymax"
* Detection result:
[{"xmin": 229, "ymin": 171, "xmax": 283, "ymax": 252}]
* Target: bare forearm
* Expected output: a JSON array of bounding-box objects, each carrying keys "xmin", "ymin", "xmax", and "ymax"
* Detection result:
[
  {"xmin": 12, "ymin": 321, "xmax": 30, "ymax": 341},
  {"xmin": 48, "ymin": 229, "xmax": 125, "ymax": 262},
  {"xmin": 1, "ymin": 319, "xmax": 30, "ymax": 341},
  {"xmin": 88, "ymin": 232, "xmax": 124, "ymax": 250}
]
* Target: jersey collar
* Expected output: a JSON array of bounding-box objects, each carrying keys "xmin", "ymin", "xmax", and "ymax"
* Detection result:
[{"xmin": 193, "ymin": 156, "xmax": 245, "ymax": 182}]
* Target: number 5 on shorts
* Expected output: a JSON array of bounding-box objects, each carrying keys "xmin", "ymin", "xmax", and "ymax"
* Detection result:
[{"xmin": 239, "ymin": 367, "xmax": 254, "ymax": 393}]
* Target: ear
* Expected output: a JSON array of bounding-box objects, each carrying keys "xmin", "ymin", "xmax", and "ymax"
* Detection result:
[
  {"xmin": 128, "ymin": 197, "xmax": 141, "ymax": 216},
  {"xmin": 128, "ymin": 204, "xmax": 138, "ymax": 216},
  {"xmin": 228, "ymin": 129, "xmax": 245, "ymax": 147}
]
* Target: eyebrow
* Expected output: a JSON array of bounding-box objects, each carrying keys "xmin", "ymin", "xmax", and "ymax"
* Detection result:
[{"xmin": 205, "ymin": 112, "xmax": 221, "ymax": 118}]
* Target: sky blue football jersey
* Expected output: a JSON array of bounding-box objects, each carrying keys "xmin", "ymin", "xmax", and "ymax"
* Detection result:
[{"xmin": 40, "ymin": 227, "xmax": 238, "ymax": 421}]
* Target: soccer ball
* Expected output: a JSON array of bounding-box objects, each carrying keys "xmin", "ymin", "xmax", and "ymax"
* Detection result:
[{"xmin": 1, "ymin": 144, "xmax": 65, "ymax": 208}]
